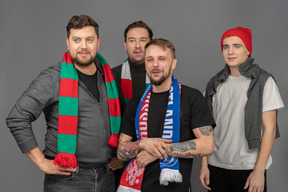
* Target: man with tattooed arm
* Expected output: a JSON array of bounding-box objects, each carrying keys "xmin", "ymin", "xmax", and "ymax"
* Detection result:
[{"xmin": 116, "ymin": 38, "xmax": 215, "ymax": 192}]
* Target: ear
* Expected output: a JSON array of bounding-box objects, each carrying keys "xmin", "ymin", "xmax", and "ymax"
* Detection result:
[
  {"xmin": 97, "ymin": 38, "xmax": 101, "ymax": 51},
  {"xmin": 66, "ymin": 37, "xmax": 69, "ymax": 50},
  {"xmin": 172, "ymin": 58, "xmax": 177, "ymax": 71},
  {"xmin": 124, "ymin": 41, "xmax": 127, "ymax": 52}
]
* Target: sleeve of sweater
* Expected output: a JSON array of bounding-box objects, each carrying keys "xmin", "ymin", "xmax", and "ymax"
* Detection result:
[{"xmin": 6, "ymin": 66, "xmax": 59, "ymax": 153}]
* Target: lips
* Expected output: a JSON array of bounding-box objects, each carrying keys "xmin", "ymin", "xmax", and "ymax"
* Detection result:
[
  {"xmin": 78, "ymin": 51, "xmax": 90, "ymax": 57},
  {"xmin": 133, "ymin": 49, "xmax": 143, "ymax": 55},
  {"xmin": 151, "ymin": 69, "xmax": 163, "ymax": 75},
  {"xmin": 228, "ymin": 57, "xmax": 236, "ymax": 61}
]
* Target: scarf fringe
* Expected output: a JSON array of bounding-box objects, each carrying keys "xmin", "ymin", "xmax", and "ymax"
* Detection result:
[
  {"xmin": 159, "ymin": 169, "xmax": 183, "ymax": 186},
  {"xmin": 53, "ymin": 152, "xmax": 77, "ymax": 168},
  {"xmin": 108, "ymin": 133, "xmax": 120, "ymax": 147},
  {"xmin": 117, "ymin": 185, "xmax": 141, "ymax": 192}
]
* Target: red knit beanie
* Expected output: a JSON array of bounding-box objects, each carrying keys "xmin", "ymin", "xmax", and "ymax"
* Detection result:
[{"xmin": 221, "ymin": 27, "xmax": 252, "ymax": 56}]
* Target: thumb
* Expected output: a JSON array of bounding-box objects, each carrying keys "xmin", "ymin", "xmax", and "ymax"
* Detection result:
[
  {"xmin": 244, "ymin": 178, "xmax": 249, "ymax": 189},
  {"xmin": 206, "ymin": 175, "xmax": 210, "ymax": 185}
]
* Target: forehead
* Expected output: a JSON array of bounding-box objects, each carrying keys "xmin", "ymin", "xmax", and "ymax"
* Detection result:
[
  {"xmin": 69, "ymin": 26, "xmax": 98, "ymax": 38},
  {"xmin": 145, "ymin": 45, "xmax": 171, "ymax": 57},
  {"xmin": 127, "ymin": 27, "xmax": 149, "ymax": 38},
  {"xmin": 223, "ymin": 36, "xmax": 245, "ymax": 45}
]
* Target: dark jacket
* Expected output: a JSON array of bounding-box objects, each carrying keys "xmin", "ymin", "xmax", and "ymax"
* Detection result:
[{"xmin": 6, "ymin": 58, "xmax": 114, "ymax": 165}]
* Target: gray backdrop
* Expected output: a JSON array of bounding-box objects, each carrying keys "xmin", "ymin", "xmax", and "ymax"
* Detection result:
[{"xmin": 1, "ymin": 0, "xmax": 287, "ymax": 191}]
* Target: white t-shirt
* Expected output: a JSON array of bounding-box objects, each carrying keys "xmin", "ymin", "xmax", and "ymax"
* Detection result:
[{"xmin": 208, "ymin": 76, "xmax": 284, "ymax": 170}]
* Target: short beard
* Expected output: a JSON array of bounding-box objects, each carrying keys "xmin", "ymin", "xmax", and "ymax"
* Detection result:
[
  {"xmin": 71, "ymin": 55, "xmax": 95, "ymax": 67},
  {"xmin": 149, "ymin": 65, "xmax": 172, "ymax": 86}
]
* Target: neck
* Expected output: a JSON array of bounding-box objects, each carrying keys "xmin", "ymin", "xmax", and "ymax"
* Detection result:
[
  {"xmin": 152, "ymin": 78, "xmax": 172, "ymax": 93},
  {"xmin": 229, "ymin": 66, "xmax": 241, "ymax": 77},
  {"xmin": 74, "ymin": 63, "xmax": 97, "ymax": 75},
  {"xmin": 129, "ymin": 59, "xmax": 144, "ymax": 65}
]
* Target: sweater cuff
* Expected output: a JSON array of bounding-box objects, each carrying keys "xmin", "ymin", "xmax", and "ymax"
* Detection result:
[
  {"xmin": 247, "ymin": 139, "xmax": 261, "ymax": 149},
  {"xmin": 18, "ymin": 139, "xmax": 38, "ymax": 153}
]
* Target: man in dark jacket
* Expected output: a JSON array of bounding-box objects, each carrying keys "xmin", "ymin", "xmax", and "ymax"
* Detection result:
[{"xmin": 6, "ymin": 15, "xmax": 122, "ymax": 192}]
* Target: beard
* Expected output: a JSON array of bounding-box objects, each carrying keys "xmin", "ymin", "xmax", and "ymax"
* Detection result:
[
  {"xmin": 148, "ymin": 66, "xmax": 172, "ymax": 86},
  {"xmin": 71, "ymin": 53, "xmax": 95, "ymax": 67}
]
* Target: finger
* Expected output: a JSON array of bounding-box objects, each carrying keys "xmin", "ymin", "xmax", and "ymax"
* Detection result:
[
  {"xmin": 161, "ymin": 139, "xmax": 173, "ymax": 143},
  {"xmin": 156, "ymin": 145, "xmax": 169, "ymax": 159},
  {"xmin": 151, "ymin": 148, "xmax": 164, "ymax": 159},
  {"xmin": 244, "ymin": 179, "xmax": 249, "ymax": 189},
  {"xmin": 59, "ymin": 166, "xmax": 77, "ymax": 172},
  {"xmin": 206, "ymin": 175, "xmax": 210, "ymax": 185},
  {"xmin": 57, "ymin": 170, "xmax": 72, "ymax": 175}
]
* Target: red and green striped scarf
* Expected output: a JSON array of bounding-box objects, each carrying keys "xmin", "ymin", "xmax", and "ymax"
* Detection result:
[
  {"xmin": 53, "ymin": 51, "xmax": 121, "ymax": 168},
  {"xmin": 120, "ymin": 59, "xmax": 150, "ymax": 104}
]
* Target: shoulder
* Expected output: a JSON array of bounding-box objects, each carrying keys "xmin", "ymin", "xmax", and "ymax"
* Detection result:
[
  {"xmin": 33, "ymin": 62, "xmax": 61, "ymax": 84},
  {"xmin": 181, "ymin": 84, "xmax": 204, "ymax": 100},
  {"xmin": 112, "ymin": 64, "xmax": 123, "ymax": 74}
]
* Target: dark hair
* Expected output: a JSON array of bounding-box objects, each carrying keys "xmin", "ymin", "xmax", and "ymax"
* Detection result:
[
  {"xmin": 66, "ymin": 15, "xmax": 99, "ymax": 38},
  {"xmin": 145, "ymin": 38, "xmax": 176, "ymax": 59},
  {"xmin": 124, "ymin": 20, "xmax": 153, "ymax": 42}
]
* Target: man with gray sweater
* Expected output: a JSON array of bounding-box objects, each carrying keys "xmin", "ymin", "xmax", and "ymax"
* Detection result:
[
  {"xmin": 199, "ymin": 27, "xmax": 284, "ymax": 192},
  {"xmin": 6, "ymin": 15, "xmax": 122, "ymax": 192}
]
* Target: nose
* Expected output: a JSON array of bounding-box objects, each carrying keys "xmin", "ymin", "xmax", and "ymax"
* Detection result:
[
  {"xmin": 81, "ymin": 40, "xmax": 87, "ymax": 49},
  {"xmin": 135, "ymin": 40, "xmax": 140, "ymax": 48},
  {"xmin": 228, "ymin": 47, "xmax": 234, "ymax": 55},
  {"xmin": 153, "ymin": 59, "xmax": 159, "ymax": 67}
]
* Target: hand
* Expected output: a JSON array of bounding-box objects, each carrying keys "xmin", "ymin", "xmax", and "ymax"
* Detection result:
[
  {"xmin": 136, "ymin": 150, "xmax": 157, "ymax": 168},
  {"xmin": 139, "ymin": 138, "xmax": 172, "ymax": 159},
  {"xmin": 198, "ymin": 164, "xmax": 211, "ymax": 190},
  {"xmin": 244, "ymin": 170, "xmax": 265, "ymax": 192},
  {"xmin": 39, "ymin": 158, "xmax": 77, "ymax": 175},
  {"xmin": 108, "ymin": 157, "xmax": 124, "ymax": 171}
]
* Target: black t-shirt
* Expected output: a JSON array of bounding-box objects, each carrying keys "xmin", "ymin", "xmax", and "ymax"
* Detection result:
[
  {"xmin": 121, "ymin": 85, "xmax": 215, "ymax": 192},
  {"xmin": 77, "ymin": 70, "xmax": 100, "ymax": 102}
]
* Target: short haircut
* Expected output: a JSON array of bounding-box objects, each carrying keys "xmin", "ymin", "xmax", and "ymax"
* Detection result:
[
  {"xmin": 124, "ymin": 20, "xmax": 153, "ymax": 42},
  {"xmin": 145, "ymin": 38, "xmax": 176, "ymax": 59},
  {"xmin": 66, "ymin": 15, "xmax": 99, "ymax": 38}
]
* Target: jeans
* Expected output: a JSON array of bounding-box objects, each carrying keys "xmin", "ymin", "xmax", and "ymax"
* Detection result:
[{"xmin": 44, "ymin": 166, "xmax": 115, "ymax": 192}]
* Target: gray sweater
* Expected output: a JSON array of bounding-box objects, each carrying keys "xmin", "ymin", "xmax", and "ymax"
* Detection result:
[
  {"xmin": 6, "ymin": 58, "xmax": 114, "ymax": 165},
  {"xmin": 205, "ymin": 57, "xmax": 280, "ymax": 149}
]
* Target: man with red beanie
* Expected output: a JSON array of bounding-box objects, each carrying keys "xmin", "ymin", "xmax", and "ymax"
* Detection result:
[{"xmin": 199, "ymin": 27, "xmax": 284, "ymax": 192}]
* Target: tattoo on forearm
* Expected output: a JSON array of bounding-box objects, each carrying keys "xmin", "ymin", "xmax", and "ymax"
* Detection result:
[
  {"xmin": 169, "ymin": 141, "xmax": 201, "ymax": 158},
  {"xmin": 173, "ymin": 152, "xmax": 202, "ymax": 158},
  {"xmin": 170, "ymin": 141, "xmax": 196, "ymax": 152},
  {"xmin": 118, "ymin": 135, "xmax": 140, "ymax": 161},
  {"xmin": 199, "ymin": 126, "xmax": 213, "ymax": 136}
]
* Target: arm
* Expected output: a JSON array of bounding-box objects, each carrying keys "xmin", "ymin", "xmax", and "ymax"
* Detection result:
[
  {"xmin": 117, "ymin": 133, "xmax": 172, "ymax": 161},
  {"xmin": 6, "ymin": 67, "xmax": 58, "ymax": 153},
  {"xmin": 244, "ymin": 110, "xmax": 277, "ymax": 192},
  {"xmin": 117, "ymin": 133, "xmax": 141, "ymax": 161},
  {"xmin": 168, "ymin": 125, "xmax": 214, "ymax": 158},
  {"xmin": 26, "ymin": 147, "xmax": 76, "ymax": 175},
  {"xmin": 199, "ymin": 156, "xmax": 211, "ymax": 190}
]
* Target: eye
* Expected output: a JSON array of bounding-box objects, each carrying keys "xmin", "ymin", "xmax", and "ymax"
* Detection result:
[
  {"xmin": 146, "ymin": 58, "xmax": 153, "ymax": 63},
  {"xmin": 140, "ymin": 39, "xmax": 147, "ymax": 42},
  {"xmin": 235, "ymin": 44, "xmax": 241, "ymax": 48},
  {"xmin": 73, "ymin": 38, "xmax": 80, "ymax": 43},
  {"xmin": 223, "ymin": 45, "xmax": 228, "ymax": 50},
  {"xmin": 87, "ymin": 38, "xmax": 93, "ymax": 42},
  {"xmin": 128, "ymin": 39, "xmax": 135, "ymax": 43}
]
